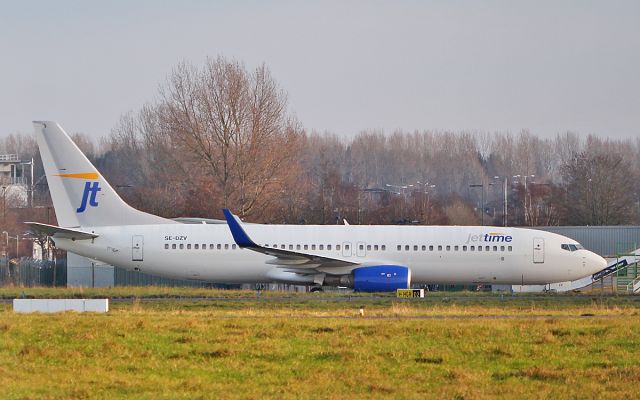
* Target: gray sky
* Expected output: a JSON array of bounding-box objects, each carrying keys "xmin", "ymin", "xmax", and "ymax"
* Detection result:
[{"xmin": 1, "ymin": 0, "xmax": 638, "ymax": 140}]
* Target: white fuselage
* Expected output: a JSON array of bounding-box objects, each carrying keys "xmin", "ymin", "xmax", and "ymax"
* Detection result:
[{"xmin": 55, "ymin": 223, "xmax": 606, "ymax": 286}]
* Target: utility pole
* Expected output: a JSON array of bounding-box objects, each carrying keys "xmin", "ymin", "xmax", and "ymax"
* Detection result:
[
  {"xmin": 513, "ymin": 174, "xmax": 535, "ymax": 226},
  {"xmin": 1, "ymin": 185, "xmax": 6, "ymax": 220},
  {"xmin": 2, "ymin": 231, "xmax": 8, "ymax": 277},
  {"xmin": 503, "ymin": 177, "xmax": 508, "ymax": 227},
  {"xmin": 30, "ymin": 158, "xmax": 34, "ymax": 208},
  {"xmin": 469, "ymin": 184, "xmax": 484, "ymax": 225}
]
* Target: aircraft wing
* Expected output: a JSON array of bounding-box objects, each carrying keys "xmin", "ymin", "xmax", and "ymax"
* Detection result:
[
  {"xmin": 25, "ymin": 222, "xmax": 99, "ymax": 240},
  {"xmin": 222, "ymin": 209, "xmax": 356, "ymax": 270}
]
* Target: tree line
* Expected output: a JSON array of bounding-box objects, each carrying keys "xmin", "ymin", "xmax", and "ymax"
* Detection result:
[{"xmin": 1, "ymin": 56, "xmax": 639, "ymax": 248}]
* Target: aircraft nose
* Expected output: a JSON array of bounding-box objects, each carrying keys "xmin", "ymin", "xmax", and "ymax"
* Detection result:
[{"xmin": 587, "ymin": 252, "xmax": 607, "ymax": 274}]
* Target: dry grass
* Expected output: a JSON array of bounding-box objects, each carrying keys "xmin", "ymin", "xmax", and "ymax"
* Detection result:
[{"xmin": 1, "ymin": 290, "xmax": 639, "ymax": 399}]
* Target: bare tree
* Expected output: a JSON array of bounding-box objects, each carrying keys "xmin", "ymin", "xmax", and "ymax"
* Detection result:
[
  {"xmin": 562, "ymin": 151, "xmax": 637, "ymax": 225},
  {"xmin": 444, "ymin": 197, "xmax": 479, "ymax": 226},
  {"xmin": 158, "ymin": 57, "xmax": 302, "ymax": 218}
]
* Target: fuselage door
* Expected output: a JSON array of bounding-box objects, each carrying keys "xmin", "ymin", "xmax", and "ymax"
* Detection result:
[
  {"xmin": 132, "ymin": 235, "xmax": 144, "ymax": 262},
  {"xmin": 342, "ymin": 242, "xmax": 352, "ymax": 257},
  {"xmin": 533, "ymin": 237, "xmax": 544, "ymax": 263}
]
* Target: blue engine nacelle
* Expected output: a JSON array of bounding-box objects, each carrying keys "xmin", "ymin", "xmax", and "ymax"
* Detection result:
[{"xmin": 352, "ymin": 265, "xmax": 411, "ymax": 292}]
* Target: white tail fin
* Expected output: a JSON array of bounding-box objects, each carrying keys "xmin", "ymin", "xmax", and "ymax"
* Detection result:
[{"xmin": 33, "ymin": 121, "xmax": 176, "ymax": 227}]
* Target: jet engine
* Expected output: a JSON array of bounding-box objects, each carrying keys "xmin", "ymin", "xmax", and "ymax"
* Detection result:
[{"xmin": 320, "ymin": 265, "xmax": 412, "ymax": 292}]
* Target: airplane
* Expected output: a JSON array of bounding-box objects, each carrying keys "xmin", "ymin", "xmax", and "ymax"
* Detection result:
[{"xmin": 27, "ymin": 121, "xmax": 607, "ymax": 292}]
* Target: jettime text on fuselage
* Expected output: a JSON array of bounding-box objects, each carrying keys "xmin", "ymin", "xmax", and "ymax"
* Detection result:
[{"xmin": 465, "ymin": 232, "xmax": 513, "ymax": 244}]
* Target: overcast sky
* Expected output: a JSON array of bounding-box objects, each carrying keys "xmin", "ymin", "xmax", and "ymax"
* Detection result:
[{"xmin": 1, "ymin": 0, "xmax": 638, "ymax": 140}]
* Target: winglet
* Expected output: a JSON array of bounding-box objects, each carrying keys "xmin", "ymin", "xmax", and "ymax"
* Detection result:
[{"xmin": 222, "ymin": 209, "xmax": 257, "ymax": 248}]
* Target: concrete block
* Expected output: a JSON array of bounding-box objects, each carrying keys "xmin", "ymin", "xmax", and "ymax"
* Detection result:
[
  {"xmin": 13, "ymin": 299, "xmax": 109, "ymax": 313},
  {"xmin": 13, "ymin": 299, "xmax": 32, "ymax": 313},
  {"xmin": 64, "ymin": 299, "xmax": 85, "ymax": 312},
  {"xmin": 45, "ymin": 299, "xmax": 66, "ymax": 313},
  {"xmin": 83, "ymin": 299, "xmax": 109, "ymax": 313}
]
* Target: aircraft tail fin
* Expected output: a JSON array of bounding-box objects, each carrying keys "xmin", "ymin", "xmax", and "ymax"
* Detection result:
[{"xmin": 33, "ymin": 121, "xmax": 175, "ymax": 228}]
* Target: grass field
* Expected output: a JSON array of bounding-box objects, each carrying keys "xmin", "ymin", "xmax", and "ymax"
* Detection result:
[{"xmin": 1, "ymin": 288, "xmax": 639, "ymax": 399}]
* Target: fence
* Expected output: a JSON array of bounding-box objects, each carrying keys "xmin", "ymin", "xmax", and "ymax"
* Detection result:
[
  {"xmin": 0, "ymin": 255, "xmax": 234, "ymax": 288},
  {"xmin": 0, "ymin": 257, "xmax": 66, "ymax": 287}
]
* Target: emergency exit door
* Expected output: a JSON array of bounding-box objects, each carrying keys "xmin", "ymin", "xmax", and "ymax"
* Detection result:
[
  {"xmin": 533, "ymin": 238, "xmax": 544, "ymax": 263},
  {"xmin": 132, "ymin": 235, "xmax": 144, "ymax": 261},
  {"xmin": 356, "ymin": 242, "xmax": 366, "ymax": 257},
  {"xmin": 342, "ymin": 242, "xmax": 352, "ymax": 257}
]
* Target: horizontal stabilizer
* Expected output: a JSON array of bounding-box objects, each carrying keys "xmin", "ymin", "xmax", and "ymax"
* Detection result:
[{"xmin": 25, "ymin": 222, "xmax": 98, "ymax": 240}]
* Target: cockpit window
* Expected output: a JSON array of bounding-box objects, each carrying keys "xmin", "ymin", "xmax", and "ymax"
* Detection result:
[{"xmin": 561, "ymin": 243, "xmax": 583, "ymax": 252}]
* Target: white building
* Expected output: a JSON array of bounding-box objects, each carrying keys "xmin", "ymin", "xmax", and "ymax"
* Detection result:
[{"xmin": 0, "ymin": 154, "xmax": 33, "ymax": 208}]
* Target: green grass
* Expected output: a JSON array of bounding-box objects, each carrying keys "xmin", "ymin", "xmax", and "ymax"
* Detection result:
[
  {"xmin": 0, "ymin": 286, "xmax": 390, "ymax": 300},
  {"xmin": 1, "ymin": 288, "xmax": 640, "ymax": 399}
]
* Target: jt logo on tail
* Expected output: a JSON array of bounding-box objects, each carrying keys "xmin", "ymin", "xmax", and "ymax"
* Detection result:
[{"xmin": 77, "ymin": 181, "xmax": 101, "ymax": 213}]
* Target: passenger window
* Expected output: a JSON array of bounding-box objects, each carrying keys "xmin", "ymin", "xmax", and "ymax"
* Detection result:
[
  {"xmin": 485, "ymin": 246, "xmax": 490, "ymax": 251},
  {"xmin": 446, "ymin": 245, "xmax": 451, "ymax": 251},
  {"xmin": 217, "ymin": 244, "xmax": 221, "ymax": 250},
  {"xmin": 429, "ymin": 245, "xmax": 434, "ymax": 251},
  {"xmin": 337, "ymin": 245, "xmax": 341, "ymax": 251},
  {"xmin": 225, "ymin": 244, "xmax": 229, "ymax": 249},
  {"xmin": 366, "ymin": 245, "xmax": 371, "ymax": 251},
  {"xmin": 500, "ymin": 246, "xmax": 505, "ymax": 251},
  {"xmin": 463, "ymin": 245, "xmax": 467, "ymax": 251},
  {"xmin": 187, "ymin": 244, "xmax": 191, "ymax": 250},
  {"xmin": 422, "ymin": 245, "xmax": 426, "ymax": 251},
  {"xmin": 281, "ymin": 244, "xmax": 285, "ymax": 249},
  {"xmin": 414, "ymin": 245, "xmax": 418, "ymax": 251},
  {"xmin": 374, "ymin": 245, "xmax": 378, "ymax": 251},
  {"xmin": 289, "ymin": 245, "xmax": 293, "ymax": 250},
  {"xmin": 172, "ymin": 244, "xmax": 176, "ymax": 249},
  {"xmin": 232, "ymin": 244, "xmax": 237, "ymax": 250},
  {"xmin": 508, "ymin": 246, "xmax": 513, "ymax": 252},
  {"xmin": 194, "ymin": 244, "xmax": 199, "ymax": 249},
  {"xmin": 381, "ymin": 245, "xmax": 386, "ymax": 251},
  {"xmin": 345, "ymin": 245, "xmax": 350, "ymax": 250},
  {"xmin": 470, "ymin": 246, "xmax": 475, "ymax": 251},
  {"xmin": 454, "ymin": 246, "xmax": 459, "ymax": 251},
  {"xmin": 297, "ymin": 244, "xmax": 301, "ymax": 250},
  {"xmin": 320, "ymin": 245, "xmax": 324, "ymax": 250},
  {"xmin": 397, "ymin": 245, "xmax": 402, "ymax": 251},
  {"xmin": 478, "ymin": 246, "xmax": 482, "ymax": 252},
  {"xmin": 304, "ymin": 245, "xmax": 308, "ymax": 250},
  {"xmin": 405, "ymin": 245, "xmax": 410, "ymax": 251},
  {"xmin": 493, "ymin": 246, "xmax": 497, "ymax": 251},
  {"xmin": 180, "ymin": 244, "xmax": 184, "ymax": 249},
  {"xmin": 359, "ymin": 244, "xmax": 364, "ymax": 250},
  {"xmin": 312, "ymin": 245, "xmax": 316, "ymax": 250},
  {"xmin": 328, "ymin": 245, "xmax": 332, "ymax": 250},
  {"xmin": 438, "ymin": 245, "xmax": 442, "ymax": 251},
  {"xmin": 164, "ymin": 244, "xmax": 169, "ymax": 249}
]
